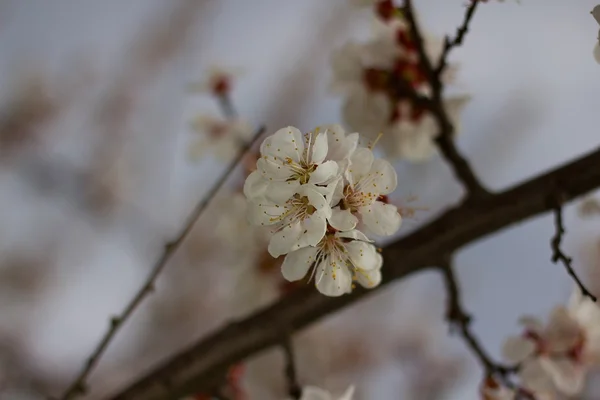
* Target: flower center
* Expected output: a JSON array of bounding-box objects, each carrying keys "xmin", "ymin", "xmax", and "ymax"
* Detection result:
[{"xmin": 341, "ymin": 184, "xmax": 377, "ymax": 212}]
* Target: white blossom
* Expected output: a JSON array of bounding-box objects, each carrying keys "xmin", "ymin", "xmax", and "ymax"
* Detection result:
[
  {"xmin": 189, "ymin": 115, "xmax": 254, "ymax": 161},
  {"xmin": 333, "ymin": 4, "xmax": 467, "ymax": 162},
  {"xmin": 383, "ymin": 95, "xmax": 470, "ymax": 162},
  {"xmin": 335, "ymin": 147, "xmax": 401, "ymax": 236},
  {"xmin": 249, "ymin": 184, "xmax": 332, "ymax": 258},
  {"xmin": 300, "ymin": 386, "xmax": 354, "ymax": 400},
  {"xmin": 502, "ymin": 289, "xmax": 600, "ymax": 396},
  {"xmin": 246, "ymin": 126, "xmax": 339, "ymax": 204},
  {"xmin": 244, "ymin": 124, "xmax": 401, "ymax": 296},
  {"xmin": 281, "ymin": 229, "xmax": 382, "ymax": 297},
  {"xmin": 296, "ymin": 385, "xmax": 355, "ymax": 400},
  {"xmin": 594, "ymin": 40, "xmax": 600, "ymax": 64},
  {"xmin": 342, "ymin": 86, "xmax": 392, "ymax": 137}
]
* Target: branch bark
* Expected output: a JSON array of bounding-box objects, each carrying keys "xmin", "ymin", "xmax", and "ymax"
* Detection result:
[
  {"xmin": 108, "ymin": 146, "xmax": 600, "ymax": 400},
  {"xmin": 402, "ymin": 0, "xmax": 489, "ymax": 200},
  {"xmin": 551, "ymin": 205, "xmax": 596, "ymax": 301}
]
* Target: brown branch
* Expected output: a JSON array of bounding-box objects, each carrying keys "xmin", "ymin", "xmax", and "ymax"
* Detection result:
[
  {"xmin": 108, "ymin": 146, "xmax": 600, "ymax": 400},
  {"xmin": 282, "ymin": 336, "xmax": 301, "ymax": 400},
  {"xmin": 434, "ymin": 0, "xmax": 480, "ymax": 78},
  {"xmin": 551, "ymin": 205, "xmax": 597, "ymax": 301},
  {"xmin": 56, "ymin": 126, "xmax": 266, "ymax": 400},
  {"xmin": 438, "ymin": 258, "xmax": 515, "ymax": 378},
  {"xmin": 401, "ymin": 0, "xmax": 489, "ymax": 200}
]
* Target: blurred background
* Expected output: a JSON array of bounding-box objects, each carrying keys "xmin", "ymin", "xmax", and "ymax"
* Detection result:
[{"xmin": 0, "ymin": 0, "xmax": 599, "ymax": 399}]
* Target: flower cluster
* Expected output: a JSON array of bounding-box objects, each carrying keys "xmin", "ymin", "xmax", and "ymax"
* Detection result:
[
  {"xmin": 334, "ymin": 1, "xmax": 470, "ymax": 162},
  {"xmin": 244, "ymin": 124, "xmax": 402, "ymax": 297},
  {"xmin": 500, "ymin": 289, "xmax": 600, "ymax": 397}
]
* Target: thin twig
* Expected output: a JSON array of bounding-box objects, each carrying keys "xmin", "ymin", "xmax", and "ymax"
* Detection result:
[
  {"xmin": 282, "ymin": 335, "xmax": 302, "ymax": 400},
  {"xmin": 218, "ymin": 94, "xmax": 238, "ymax": 120},
  {"xmin": 438, "ymin": 258, "xmax": 516, "ymax": 378},
  {"xmin": 401, "ymin": 0, "xmax": 489, "ymax": 199},
  {"xmin": 434, "ymin": 0, "xmax": 481, "ymax": 78},
  {"xmin": 57, "ymin": 125, "xmax": 266, "ymax": 400},
  {"xmin": 551, "ymin": 205, "xmax": 597, "ymax": 301}
]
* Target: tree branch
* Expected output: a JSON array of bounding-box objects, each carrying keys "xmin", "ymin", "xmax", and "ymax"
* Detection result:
[
  {"xmin": 434, "ymin": 0, "xmax": 480, "ymax": 78},
  {"xmin": 108, "ymin": 146, "xmax": 600, "ymax": 400},
  {"xmin": 401, "ymin": 0, "xmax": 489, "ymax": 200},
  {"xmin": 551, "ymin": 205, "xmax": 596, "ymax": 301},
  {"xmin": 282, "ymin": 336, "xmax": 301, "ymax": 400},
  {"xmin": 437, "ymin": 258, "xmax": 515, "ymax": 379},
  {"xmin": 56, "ymin": 126, "xmax": 266, "ymax": 400}
]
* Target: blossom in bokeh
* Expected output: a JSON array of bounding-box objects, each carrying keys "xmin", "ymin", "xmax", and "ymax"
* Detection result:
[
  {"xmin": 189, "ymin": 114, "xmax": 254, "ymax": 161},
  {"xmin": 502, "ymin": 289, "xmax": 600, "ymax": 396},
  {"xmin": 188, "ymin": 65, "xmax": 241, "ymax": 97},
  {"xmin": 295, "ymin": 385, "xmax": 355, "ymax": 400}
]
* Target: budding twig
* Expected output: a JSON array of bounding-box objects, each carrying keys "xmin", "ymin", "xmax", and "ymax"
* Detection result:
[
  {"xmin": 56, "ymin": 125, "xmax": 266, "ymax": 400},
  {"xmin": 438, "ymin": 258, "xmax": 516, "ymax": 379},
  {"xmin": 218, "ymin": 93, "xmax": 238, "ymax": 120},
  {"xmin": 434, "ymin": 0, "xmax": 481, "ymax": 78},
  {"xmin": 551, "ymin": 205, "xmax": 596, "ymax": 301},
  {"xmin": 401, "ymin": 0, "xmax": 489, "ymax": 200}
]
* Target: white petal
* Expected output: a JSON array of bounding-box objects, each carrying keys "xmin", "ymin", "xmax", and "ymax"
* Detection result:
[
  {"xmin": 294, "ymin": 214, "xmax": 328, "ymax": 250},
  {"xmin": 594, "ymin": 42, "xmax": 600, "ymax": 64},
  {"xmin": 213, "ymin": 136, "xmax": 239, "ymax": 160},
  {"xmin": 265, "ymin": 180, "xmax": 301, "ymax": 204},
  {"xmin": 520, "ymin": 359, "xmax": 555, "ymax": 394},
  {"xmin": 315, "ymin": 256, "xmax": 353, "ymax": 297},
  {"xmin": 339, "ymin": 385, "xmax": 355, "ymax": 400},
  {"xmin": 281, "ymin": 247, "xmax": 319, "ymax": 282},
  {"xmin": 330, "ymin": 42, "xmax": 364, "ymax": 93},
  {"xmin": 248, "ymin": 200, "xmax": 285, "ymax": 226},
  {"xmin": 299, "ymin": 185, "xmax": 331, "ymax": 215},
  {"xmin": 243, "ymin": 170, "xmax": 268, "ymax": 200},
  {"xmin": 262, "ymin": 126, "xmax": 304, "ymax": 162},
  {"xmin": 540, "ymin": 358, "xmax": 584, "ymax": 396},
  {"xmin": 337, "ymin": 229, "xmax": 371, "ymax": 242},
  {"xmin": 444, "ymin": 95, "xmax": 471, "ymax": 133},
  {"xmin": 519, "ymin": 316, "xmax": 545, "ymax": 333},
  {"xmin": 342, "ymin": 87, "xmax": 391, "ymax": 139},
  {"xmin": 257, "ymin": 156, "xmax": 294, "ymax": 181},
  {"xmin": 323, "ymin": 124, "xmax": 359, "ymax": 162},
  {"xmin": 310, "ymin": 131, "xmax": 329, "ymax": 164},
  {"xmin": 315, "ymin": 176, "xmax": 344, "ymax": 207},
  {"xmin": 359, "ymin": 202, "xmax": 402, "ymax": 236},
  {"xmin": 300, "ymin": 386, "xmax": 332, "ymax": 400},
  {"xmin": 329, "ymin": 208, "xmax": 358, "ymax": 231},
  {"xmin": 348, "ymin": 147, "xmax": 374, "ymax": 185},
  {"xmin": 268, "ymin": 223, "xmax": 303, "ymax": 257},
  {"xmin": 355, "ymin": 264, "xmax": 382, "ymax": 289},
  {"xmin": 545, "ymin": 306, "xmax": 580, "ymax": 352},
  {"xmin": 392, "ymin": 118, "xmax": 438, "ymax": 163},
  {"xmin": 368, "ymin": 158, "xmax": 397, "ymax": 195},
  {"xmin": 309, "ymin": 160, "xmax": 339, "ymax": 185},
  {"xmin": 346, "ymin": 241, "xmax": 381, "ymax": 271},
  {"xmin": 501, "ymin": 336, "xmax": 536, "ymax": 364}
]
